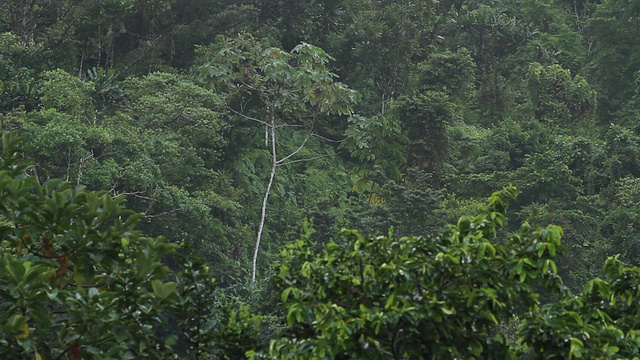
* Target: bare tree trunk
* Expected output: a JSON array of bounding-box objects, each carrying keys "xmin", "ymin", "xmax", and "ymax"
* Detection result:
[{"xmin": 252, "ymin": 115, "xmax": 277, "ymax": 282}]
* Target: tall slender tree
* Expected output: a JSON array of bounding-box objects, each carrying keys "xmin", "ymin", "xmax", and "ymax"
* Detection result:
[{"xmin": 199, "ymin": 34, "xmax": 358, "ymax": 281}]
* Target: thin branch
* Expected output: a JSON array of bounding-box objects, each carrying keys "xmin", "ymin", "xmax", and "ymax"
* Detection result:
[
  {"xmin": 30, "ymin": 164, "xmax": 42, "ymax": 185},
  {"xmin": 21, "ymin": 238, "xmax": 78, "ymax": 259},
  {"xmin": 46, "ymin": 0, "xmax": 83, "ymax": 48},
  {"xmin": 107, "ymin": 179, "xmax": 122, "ymax": 195},
  {"xmin": 312, "ymin": 132, "xmax": 346, "ymax": 143},
  {"xmin": 238, "ymin": 78, "xmax": 262, "ymax": 92},
  {"xmin": 143, "ymin": 199, "xmax": 155, "ymax": 216},
  {"xmin": 67, "ymin": 282, "xmax": 106, "ymax": 288},
  {"xmin": 77, "ymin": 151, "xmax": 96, "ymax": 185},
  {"xmin": 114, "ymin": 191, "xmax": 157, "ymax": 202},
  {"xmin": 276, "ymin": 124, "xmax": 314, "ymax": 165},
  {"xmin": 274, "ymin": 123, "xmax": 306, "ymax": 129},
  {"xmin": 116, "ymin": 34, "xmax": 163, "ymax": 78},
  {"xmin": 228, "ymin": 107, "xmax": 270, "ymax": 127},
  {"xmin": 278, "ymin": 153, "xmax": 338, "ymax": 167},
  {"xmin": 142, "ymin": 208, "xmax": 181, "ymax": 219}
]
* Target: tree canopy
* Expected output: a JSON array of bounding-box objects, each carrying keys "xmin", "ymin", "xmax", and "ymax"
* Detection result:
[{"xmin": 4, "ymin": 0, "xmax": 640, "ymax": 358}]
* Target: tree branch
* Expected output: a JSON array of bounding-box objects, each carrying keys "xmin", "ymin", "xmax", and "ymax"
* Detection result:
[
  {"xmin": 276, "ymin": 124, "xmax": 314, "ymax": 165},
  {"xmin": 278, "ymin": 153, "xmax": 338, "ymax": 167},
  {"xmin": 312, "ymin": 132, "xmax": 346, "ymax": 143},
  {"xmin": 142, "ymin": 208, "xmax": 181, "ymax": 219},
  {"xmin": 228, "ymin": 107, "xmax": 271, "ymax": 127}
]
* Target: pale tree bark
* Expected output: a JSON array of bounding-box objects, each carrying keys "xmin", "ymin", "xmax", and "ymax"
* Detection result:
[
  {"xmin": 252, "ymin": 113, "xmax": 277, "ymax": 282},
  {"xmin": 251, "ymin": 112, "xmax": 316, "ymax": 282}
]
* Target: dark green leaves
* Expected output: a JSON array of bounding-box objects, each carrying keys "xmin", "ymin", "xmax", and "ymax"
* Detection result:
[{"xmin": 0, "ymin": 134, "xmax": 184, "ymax": 359}]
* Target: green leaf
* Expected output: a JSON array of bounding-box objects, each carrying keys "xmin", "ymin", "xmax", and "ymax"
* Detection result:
[
  {"xmin": 112, "ymin": 326, "xmax": 129, "ymax": 343},
  {"xmin": 6, "ymin": 259, "xmax": 26, "ymax": 281},
  {"xmin": 547, "ymin": 242, "xmax": 556, "ymax": 256},
  {"xmin": 441, "ymin": 307, "xmax": 455, "ymax": 315},
  {"xmin": 536, "ymin": 242, "xmax": 546, "ymax": 257},
  {"xmin": 151, "ymin": 280, "xmax": 177, "ymax": 300},
  {"xmin": 569, "ymin": 338, "xmax": 584, "ymax": 359},
  {"xmin": 484, "ymin": 311, "xmax": 498, "ymax": 324},
  {"xmin": 477, "ymin": 243, "xmax": 486, "ymax": 261},
  {"xmin": 546, "ymin": 260, "xmax": 558, "ymax": 274},
  {"xmin": 469, "ymin": 340, "xmax": 483, "ymax": 356},
  {"xmin": 282, "ymin": 287, "xmax": 292, "ymax": 302},
  {"xmin": 385, "ymin": 293, "xmax": 396, "ymax": 309},
  {"xmin": 8, "ymin": 314, "xmax": 28, "ymax": 334},
  {"xmin": 88, "ymin": 287, "xmax": 99, "ymax": 299},
  {"xmin": 569, "ymin": 312, "xmax": 583, "ymax": 326}
]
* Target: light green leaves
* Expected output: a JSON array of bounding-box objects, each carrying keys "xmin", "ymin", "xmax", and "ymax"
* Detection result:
[
  {"xmin": 151, "ymin": 280, "xmax": 177, "ymax": 300},
  {"xmin": 519, "ymin": 254, "xmax": 640, "ymax": 358},
  {"xmin": 270, "ymin": 185, "xmax": 550, "ymax": 359},
  {"xmin": 199, "ymin": 33, "xmax": 358, "ymax": 118}
]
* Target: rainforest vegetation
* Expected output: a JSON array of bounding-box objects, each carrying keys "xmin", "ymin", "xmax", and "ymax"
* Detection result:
[{"xmin": 3, "ymin": 0, "xmax": 640, "ymax": 358}]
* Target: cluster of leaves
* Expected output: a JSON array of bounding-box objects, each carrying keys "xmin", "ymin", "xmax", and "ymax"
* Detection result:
[
  {"xmin": 287, "ymin": 189, "xmax": 540, "ymax": 358},
  {"xmin": 0, "ymin": 134, "xmax": 177, "ymax": 358},
  {"xmin": 252, "ymin": 185, "xmax": 640, "ymax": 359},
  {"xmin": 274, "ymin": 187, "xmax": 515, "ymax": 358},
  {"xmin": 0, "ymin": 133, "xmax": 261, "ymax": 359},
  {"xmin": 522, "ymin": 255, "xmax": 640, "ymax": 358}
]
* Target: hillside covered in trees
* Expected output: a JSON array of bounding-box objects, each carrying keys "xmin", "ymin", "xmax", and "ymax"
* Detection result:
[{"xmin": 3, "ymin": 0, "xmax": 640, "ymax": 358}]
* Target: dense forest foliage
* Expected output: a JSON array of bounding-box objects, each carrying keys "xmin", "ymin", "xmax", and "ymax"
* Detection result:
[{"xmin": 3, "ymin": 0, "xmax": 640, "ymax": 358}]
